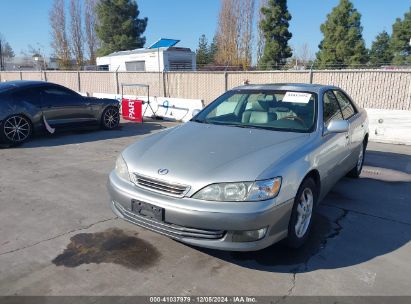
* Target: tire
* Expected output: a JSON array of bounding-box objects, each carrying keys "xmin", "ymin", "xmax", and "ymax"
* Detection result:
[
  {"xmin": 1, "ymin": 114, "xmax": 33, "ymax": 146},
  {"xmin": 287, "ymin": 178, "xmax": 318, "ymax": 249},
  {"xmin": 347, "ymin": 141, "xmax": 365, "ymax": 178},
  {"xmin": 101, "ymin": 106, "xmax": 120, "ymax": 130}
]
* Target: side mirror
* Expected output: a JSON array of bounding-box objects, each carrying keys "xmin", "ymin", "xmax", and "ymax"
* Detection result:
[
  {"xmin": 192, "ymin": 109, "xmax": 201, "ymax": 117},
  {"xmin": 324, "ymin": 120, "xmax": 349, "ymax": 135}
]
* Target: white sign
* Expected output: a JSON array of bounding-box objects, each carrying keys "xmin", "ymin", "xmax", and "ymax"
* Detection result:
[
  {"xmin": 92, "ymin": 93, "xmax": 203, "ymax": 122},
  {"xmin": 283, "ymin": 92, "xmax": 312, "ymax": 103}
]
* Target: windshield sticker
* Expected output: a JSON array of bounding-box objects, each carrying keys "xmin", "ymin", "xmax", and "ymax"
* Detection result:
[{"xmin": 283, "ymin": 92, "xmax": 312, "ymax": 103}]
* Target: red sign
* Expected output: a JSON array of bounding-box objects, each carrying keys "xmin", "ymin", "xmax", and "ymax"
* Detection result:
[{"xmin": 122, "ymin": 99, "xmax": 143, "ymax": 122}]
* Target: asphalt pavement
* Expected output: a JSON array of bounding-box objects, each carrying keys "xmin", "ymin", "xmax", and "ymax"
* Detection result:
[{"xmin": 0, "ymin": 120, "xmax": 410, "ymax": 297}]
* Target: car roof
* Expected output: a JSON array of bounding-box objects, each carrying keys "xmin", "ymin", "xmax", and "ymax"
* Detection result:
[
  {"xmin": 232, "ymin": 83, "xmax": 339, "ymax": 94},
  {"xmin": 0, "ymin": 80, "xmax": 47, "ymax": 90}
]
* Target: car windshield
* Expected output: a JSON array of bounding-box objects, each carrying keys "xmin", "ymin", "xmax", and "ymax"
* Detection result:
[{"xmin": 192, "ymin": 90, "xmax": 317, "ymax": 133}]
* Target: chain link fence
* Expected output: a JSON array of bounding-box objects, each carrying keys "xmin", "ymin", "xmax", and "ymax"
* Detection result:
[{"xmin": 1, "ymin": 70, "xmax": 410, "ymax": 110}]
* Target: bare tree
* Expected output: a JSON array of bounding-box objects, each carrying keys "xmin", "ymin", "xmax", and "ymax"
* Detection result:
[
  {"xmin": 49, "ymin": 0, "xmax": 71, "ymax": 69},
  {"xmin": 84, "ymin": 0, "xmax": 99, "ymax": 65},
  {"xmin": 215, "ymin": 0, "xmax": 238, "ymax": 67},
  {"xmin": 256, "ymin": 0, "xmax": 268, "ymax": 66},
  {"xmin": 70, "ymin": 0, "xmax": 83, "ymax": 68},
  {"xmin": 215, "ymin": 0, "xmax": 255, "ymax": 69},
  {"xmin": 297, "ymin": 43, "xmax": 313, "ymax": 65},
  {"xmin": 239, "ymin": 0, "xmax": 255, "ymax": 69}
]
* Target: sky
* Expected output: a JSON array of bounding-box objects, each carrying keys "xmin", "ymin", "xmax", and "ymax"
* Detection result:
[{"xmin": 0, "ymin": 0, "xmax": 410, "ymax": 59}]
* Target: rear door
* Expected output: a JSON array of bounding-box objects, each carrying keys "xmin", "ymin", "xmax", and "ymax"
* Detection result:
[{"xmin": 39, "ymin": 85, "xmax": 93, "ymax": 126}]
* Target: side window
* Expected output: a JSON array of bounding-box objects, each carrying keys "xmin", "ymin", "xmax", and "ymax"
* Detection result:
[
  {"xmin": 333, "ymin": 90, "xmax": 357, "ymax": 120},
  {"xmin": 42, "ymin": 86, "xmax": 79, "ymax": 105},
  {"xmin": 13, "ymin": 88, "xmax": 42, "ymax": 106},
  {"xmin": 43, "ymin": 87, "xmax": 76, "ymax": 98},
  {"xmin": 323, "ymin": 91, "xmax": 344, "ymax": 124}
]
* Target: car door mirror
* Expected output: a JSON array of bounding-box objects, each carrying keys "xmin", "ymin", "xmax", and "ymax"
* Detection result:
[{"xmin": 324, "ymin": 119, "xmax": 349, "ymax": 135}]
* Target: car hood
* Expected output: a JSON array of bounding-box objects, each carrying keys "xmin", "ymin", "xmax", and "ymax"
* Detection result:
[{"xmin": 123, "ymin": 122, "xmax": 311, "ymax": 189}]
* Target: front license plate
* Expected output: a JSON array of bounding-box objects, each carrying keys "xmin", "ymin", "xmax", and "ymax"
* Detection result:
[{"xmin": 131, "ymin": 200, "xmax": 164, "ymax": 221}]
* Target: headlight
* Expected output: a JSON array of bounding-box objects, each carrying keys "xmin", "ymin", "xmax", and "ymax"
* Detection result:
[
  {"xmin": 114, "ymin": 154, "xmax": 130, "ymax": 181},
  {"xmin": 192, "ymin": 177, "xmax": 281, "ymax": 202}
]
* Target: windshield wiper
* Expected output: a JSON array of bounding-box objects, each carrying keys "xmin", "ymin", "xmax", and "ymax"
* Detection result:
[
  {"xmin": 230, "ymin": 124, "xmax": 272, "ymax": 130},
  {"xmin": 191, "ymin": 118, "xmax": 207, "ymax": 124}
]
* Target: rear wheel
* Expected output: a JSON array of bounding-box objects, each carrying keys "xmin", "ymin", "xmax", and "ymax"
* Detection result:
[
  {"xmin": 287, "ymin": 178, "xmax": 318, "ymax": 248},
  {"xmin": 347, "ymin": 142, "xmax": 365, "ymax": 178},
  {"xmin": 2, "ymin": 114, "xmax": 32, "ymax": 146},
  {"xmin": 101, "ymin": 106, "xmax": 120, "ymax": 130}
]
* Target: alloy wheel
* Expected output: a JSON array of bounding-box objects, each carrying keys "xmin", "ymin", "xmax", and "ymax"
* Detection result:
[
  {"xmin": 295, "ymin": 187, "xmax": 314, "ymax": 238},
  {"xmin": 3, "ymin": 115, "xmax": 31, "ymax": 143},
  {"xmin": 103, "ymin": 108, "xmax": 119, "ymax": 129}
]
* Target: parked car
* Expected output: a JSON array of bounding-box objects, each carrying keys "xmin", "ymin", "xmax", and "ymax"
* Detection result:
[
  {"xmin": 0, "ymin": 80, "xmax": 120, "ymax": 145},
  {"xmin": 107, "ymin": 83, "xmax": 369, "ymax": 251}
]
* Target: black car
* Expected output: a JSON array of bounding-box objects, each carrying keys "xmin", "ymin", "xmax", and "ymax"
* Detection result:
[{"xmin": 0, "ymin": 80, "xmax": 120, "ymax": 145}]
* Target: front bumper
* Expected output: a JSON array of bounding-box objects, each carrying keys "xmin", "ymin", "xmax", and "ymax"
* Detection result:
[{"xmin": 107, "ymin": 171, "xmax": 294, "ymax": 251}]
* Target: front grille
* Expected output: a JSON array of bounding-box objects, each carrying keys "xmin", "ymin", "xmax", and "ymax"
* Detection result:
[
  {"xmin": 113, "ymin": 202, "xmax": 225, "ymax": 240},
  {"xmin": 132, "ymin": 174, "xmax": 189, "ymax": 197}
]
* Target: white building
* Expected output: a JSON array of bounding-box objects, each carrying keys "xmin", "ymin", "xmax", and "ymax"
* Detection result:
[{"xmin": 96, "ymin": 39, "xmax": 196, "ymax": 72}]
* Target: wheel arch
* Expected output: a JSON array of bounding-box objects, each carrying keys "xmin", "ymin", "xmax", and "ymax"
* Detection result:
[
  {"xmin": 364, "ymin": 133, "xmax": 369, "ymax": 147},
  {"xmin": 301, "ymin": 169, "xmax": 321, "ymax": 203}
]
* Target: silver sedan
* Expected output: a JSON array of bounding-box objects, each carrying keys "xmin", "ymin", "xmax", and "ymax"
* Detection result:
[{"xmin": 107, "ymin": 84, "xmax": 369, "ymax": 251}]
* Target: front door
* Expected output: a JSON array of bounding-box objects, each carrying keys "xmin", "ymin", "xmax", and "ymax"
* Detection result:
[
  {"xmin": 40, "ymin": 85, "xmax": 92, "ymax": 127},
  {"xmin": 318, "ymin": 91, "xmax": 350, "ymax": 197}
]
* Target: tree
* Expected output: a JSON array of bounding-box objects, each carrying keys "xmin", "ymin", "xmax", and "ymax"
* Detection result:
[
  {"xmin": 288, "ymin": 43, "xmax": 313, "ymax": 69},
  {"xmin": 84, "ymin": 0, "xmax": 100, "ymax": 65},
  {"xmin": 95, "ymin": 0, "xmax": 148, "ymax": 56},
  {"xmin": 0, "ymin": 36, "xmax": 14, "ymax": 59},
  {"xmin": 214, "ymin": 0, "xmax": 255, "ymax": 69},
  {"xmin": 256, "ymin": 0, "xmax": 268, "ymax": 66},
  {"xmin": 0, "ymin": 34, "xmax": 14, "ymax": 70},
  {"xmin": 70, "ymin": 0, "xmax": 84, "ymax": 68},
  {"xmin": 369, "ymin": 31, "xmax": 393, "ymax": 66},
  {"xmin": 214, "ymin": 0, "xmax": 238, "ymax": 66},
  {"xmin": 259, "ymin": 0, "xmax": 293, "ymax": 70},
  {"xmin": 196, "ymin": 34, "xmax": 210, "ymax": 66},
  {"xmin": 49, "ymin": 0, "xmax": 72, "ymax": 69},
  {"xmin": 316, "ymin": 0, "xmax": 368, "ymax": 69},
  {"xmin": 238, "ymin": 0, "xmax": 255, "ymax": 69},
  {"xmin": 209, "ymin": 35, "xmax": 218, "ymax": 64},
  {"xmin": 390, "ymin": 7, "xmax": 411, "ymax": 65}
]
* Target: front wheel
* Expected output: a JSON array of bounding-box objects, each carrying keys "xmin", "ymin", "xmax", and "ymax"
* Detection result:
[
  {"xmin": 2, "ymin": 114, "xmax": 33, "ymax": 146},
  {"xmin": 101, "ymin": 106, "xmax": 120, "ymax": 130},
  {"xmin": 347, "ymin": 142, "xmax": 365, "ymax": 178},
  {"xmin": 287, "ymin": 178, "xmax": 318, "ymax": 248}
]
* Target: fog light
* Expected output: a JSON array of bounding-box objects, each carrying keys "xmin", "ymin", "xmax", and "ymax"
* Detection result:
[{"xmin": 231, "ymin": 227, "xmax": 268, "ymax": 242}]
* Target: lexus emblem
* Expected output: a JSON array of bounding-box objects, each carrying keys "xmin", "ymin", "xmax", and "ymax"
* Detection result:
[{"xmin": 158, "ymin": 168, "xmax": 169, "ymax": 175}]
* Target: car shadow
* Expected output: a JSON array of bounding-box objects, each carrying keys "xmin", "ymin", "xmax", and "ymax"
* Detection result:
[
  {"xmin": 0, "ymin": 119, "xmax": 175, "ymax": 149},
  {"xmin": 190, "ymin": 146, "xmax": 411, "ymax": 274}
]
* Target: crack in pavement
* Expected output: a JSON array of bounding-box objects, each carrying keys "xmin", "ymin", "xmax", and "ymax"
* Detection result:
[
  {"xmin": 277, "ymin": 208, "xmax": 349, "ymax": 302},
  {"xmin": 0, "ymin": 217, "xmax": 118, "ymax": 257},
  {"xmin": 323, "ymin": 203, "xmax": 411, "ymax": 226}
]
